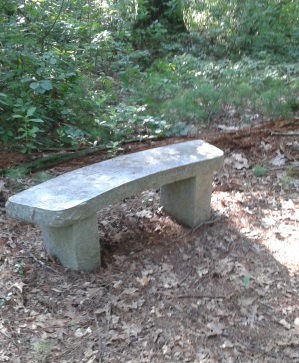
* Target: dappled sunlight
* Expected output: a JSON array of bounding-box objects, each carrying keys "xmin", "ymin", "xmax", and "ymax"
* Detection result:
[{"xmin": 212, "ymin": 190, "xmax": 299, "ymax": 274}]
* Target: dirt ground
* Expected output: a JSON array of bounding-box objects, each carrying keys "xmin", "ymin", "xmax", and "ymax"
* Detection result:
[{"xmin": 0, "ymin": 119, "xmax": 298, "ymax": 362}]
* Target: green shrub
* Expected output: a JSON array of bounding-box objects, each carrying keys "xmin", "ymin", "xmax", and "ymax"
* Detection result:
[
  {"xmin": 254, "ymin": 165, "xmax": 267, "ymax": 178},
  {"xmin": 1, "ymin": 0, "xmax": 298, "ymax": 152}
]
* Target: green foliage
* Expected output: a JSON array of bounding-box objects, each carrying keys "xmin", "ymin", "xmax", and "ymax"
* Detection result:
[
  {"xmin": 12, "ymin": 100, "xmax": 44, "ymax": 153},
  {"xmin": 243, "ymin": 275, "xmax": 250, "ymax": 288},
  {"xmin": 4, "ymin": 167, "xmax": 28, "ymax": 180},
  {"xmin": 97, "ymin": 102, "xmax": 170, "ymax": 140},
  {"xmin": 0, "ymin": 0, "xmax": 298, "ymax": 152},
  {"xmin": 280, "ymin": 166, "xmax": 298, "ymax": 190},
  {"xmin": 0, "ymin": 295, "xmax": 12, "ymax": 308},
  {"xmin": 32, "ymin": 341, "xmax": 53, "ymax": 355},
  {"xmin": 281, "ymin": 175, "xmax": 293, "ymax": 190},
  {"xmin": 187, "ymin": 0, "xmax": 299, "ymax": 59},
  {"xmin": 254, "ymin": 165, "xmax": 267, "ymax": 177},
  {"xmin": 0, "ymin": 0, "xmax": 134, "ymax": 150},
  {"xmin": 125, "ymin": 54, "xmax": 298, "ymax": 127},
  {"xmin": 14, "ymin": 261, "xmax": 27, "ymax": 275}
]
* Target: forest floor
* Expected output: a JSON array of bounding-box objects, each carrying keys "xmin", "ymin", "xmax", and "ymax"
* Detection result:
[{"xmin": 0, "ymin": 118, "xmax": 299, "ymax": 363}]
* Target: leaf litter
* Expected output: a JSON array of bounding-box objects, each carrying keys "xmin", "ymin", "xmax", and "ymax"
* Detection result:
[{"xmin": 0, "ymin": 119, "xmax": 298, "ymax": 362}]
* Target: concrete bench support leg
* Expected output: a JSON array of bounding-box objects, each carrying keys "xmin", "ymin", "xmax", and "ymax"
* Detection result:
[
  {"xmin": 41, "ymin": 214, "xmax": 100, "ymax": 271},
  {"xmin": 160, "ymin": 172, "xmax": 213, "ymax": 227}
]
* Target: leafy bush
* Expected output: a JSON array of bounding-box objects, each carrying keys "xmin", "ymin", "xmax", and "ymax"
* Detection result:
[{"xmin": 187, "ymin": 0, "xmax": 299, "ymax": 60}]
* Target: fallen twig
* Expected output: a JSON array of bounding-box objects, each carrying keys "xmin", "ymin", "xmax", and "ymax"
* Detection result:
[
  {"xmin": 176, "ymin": 293, "xmax": 227, "ymax": 299},
  {"xmin": 158, "ymin": 291, "xmax": 229, "ymax": 300},
  {"xmin": 271, "ymin": 131, "xmax": 299, "ymax": 136},
  {"xmin": 174, "ymin": 217, "xmax": 220, "ymax": 242},
  {"xmin": 28, "ymin": 250, "xmax": 59, "ymax": 274},
  {"xmin": 191, "ymin": 217, "xmax": 220, "ymax": 233}
]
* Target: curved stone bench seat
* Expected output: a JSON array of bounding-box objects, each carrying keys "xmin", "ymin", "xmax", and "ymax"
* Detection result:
[{"xmin": 6, "ymin": 140, "xmax": 223, "ymax": 271}]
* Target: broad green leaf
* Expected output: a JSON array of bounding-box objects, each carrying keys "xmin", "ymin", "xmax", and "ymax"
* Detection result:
[
  {"xmin": 30, "ymin": 80, "xmax": 52, "ymax": 94},
  {"xmin": 30, "ymin": 82, "xmax": 40, "ymax": 90},
  {"xmin": 27, "ymin": 106, "xmax": 36, "ymax": 117},
  {"xmin": 40, "ymin": 80, "xmax": 53, "ymax": 91},
  {"xmin": 15, "ymin": 135, "xmax": 26, "ymax": 140}
]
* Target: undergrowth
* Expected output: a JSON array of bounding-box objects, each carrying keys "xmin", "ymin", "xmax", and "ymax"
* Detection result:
[{"xmin": 0, "ymin": 0, "xmax": 298, "ymax": 152}]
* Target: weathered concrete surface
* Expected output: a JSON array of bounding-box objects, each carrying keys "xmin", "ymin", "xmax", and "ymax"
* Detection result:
[
  {"xmin": 6, "ymin": 140, "xmax": 223, "ymax": 271},
  {"xmin": 6, "ymin": 141, "xmax": 223, "ymax": 226},
  {"xmin": 41, "ymin": 214, "xmax": 100, "ymax": 271},
  {"xmin": 161, "ymin": 171, "xmax": 214, "ymax": 227}
]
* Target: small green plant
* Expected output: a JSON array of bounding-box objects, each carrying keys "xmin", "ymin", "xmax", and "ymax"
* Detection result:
[
  {"xmin": 4, "ymin": 166, "xmax": 28, "ymax": 179},
  {"xmin": 14, "ymin": 261, "xmax": 28, "ymax": 275},
  {"xmin": 142, "ymin": 196, "xmax": 153, "ymax": 207},
  {"xmin": 281, "ymin": 175, "xmax": 293, "ymax": 190},
  {"xmin": 12, "ymin": 100, "xmax": 44, "ymax": 153},
  {"xmin": 68, "ymin": 322, "xmax": 81, "ymax": 330},
  {"xmin": 106, "ymin": 142, "xmax": 123, "ymax": 158},
  {"xmin": 286, "ymin": 166, "xmax": 297, "ymax": 178},
  {"xmin": 32, "ymin": 341, "xmax": 52, "ymax": 355},
  {"xmin": 254, "ymin": 164, "xmax": 267, "ymax": 177},
  {"xmin": 243, "ymin": 275, "xmax": 250, "ymax": 288},
  {"xmin": 0, "ymin": 294, "xmax": 12, "ymax": 308}
]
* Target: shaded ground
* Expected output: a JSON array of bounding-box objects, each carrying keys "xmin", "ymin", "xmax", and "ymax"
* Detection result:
[{"xmin": 0, "ymin": 119, "xmax": 298, "ymax": 362}]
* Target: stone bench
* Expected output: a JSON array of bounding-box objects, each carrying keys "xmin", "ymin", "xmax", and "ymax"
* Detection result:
[{"xmin": 6, "ymin": 140, "xmax": 223, "ymax": 271}]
